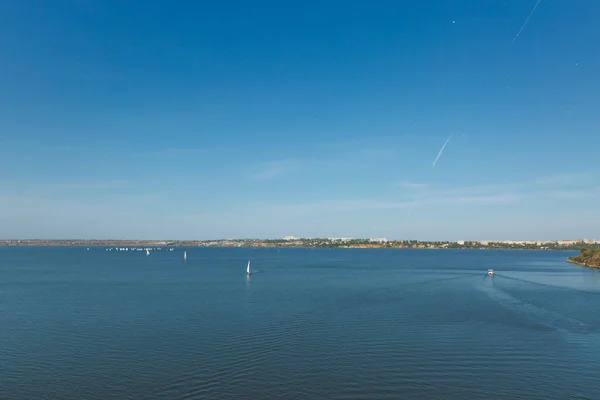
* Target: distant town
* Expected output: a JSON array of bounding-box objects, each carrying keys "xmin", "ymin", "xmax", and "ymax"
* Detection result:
[{"xmin": 1, "ymin": 237, "xmax": 598, "ymax": 250}]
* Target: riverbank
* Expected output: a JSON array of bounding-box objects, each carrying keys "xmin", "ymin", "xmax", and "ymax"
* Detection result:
[{"xmin": 567, "ymin": 248, "xmax": 600, "ymax": 269}]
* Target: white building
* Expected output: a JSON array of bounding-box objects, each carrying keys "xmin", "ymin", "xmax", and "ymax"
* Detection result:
[
  {"xmin": 558, "ymin": 240, "xmax": 580, "ymax": 246},
  {"xmin": 369, "ymin": 238, "xmax": 388, "ymax": 243}
]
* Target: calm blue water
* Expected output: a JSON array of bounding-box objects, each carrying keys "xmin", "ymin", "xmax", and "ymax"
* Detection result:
[{"xmin": 1, "ymin": 247, "xmax": 600, "ymax": 399}]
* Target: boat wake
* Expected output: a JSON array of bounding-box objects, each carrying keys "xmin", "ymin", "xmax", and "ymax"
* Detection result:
[
  {"xmin": 493, "ymin": 273, "xmax": 600, "ymax": 297},
  {"xmin": 476, "ymin": 279, "xmax": 593, "ymax": 336}
]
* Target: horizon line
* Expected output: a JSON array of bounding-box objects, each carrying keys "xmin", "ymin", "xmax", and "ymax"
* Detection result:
[{"xmin": 1, "ymin": 238, "xmax": 596, "ymax": 243}]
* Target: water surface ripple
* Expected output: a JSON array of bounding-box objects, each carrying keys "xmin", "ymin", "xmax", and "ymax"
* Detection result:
[{"xmin": 1, "ymin": 247, "xmax": 599, "ymax": 399}]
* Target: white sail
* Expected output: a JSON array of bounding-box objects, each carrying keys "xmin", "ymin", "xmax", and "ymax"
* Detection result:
[
  {"xmin": 246, "ymin": 260, "xmax": 251, "ymax": 275},
  {"xmin": 184, "ymin": 251, "xmax": 187, "ymax": 260},
  {"xmin": 146, "ymin": 249, "xmax": 150, "ymax": 256}
]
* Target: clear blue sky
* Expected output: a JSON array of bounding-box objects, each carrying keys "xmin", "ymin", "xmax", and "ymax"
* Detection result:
[{"xmin": 1, "ymin": 0, "xmax": 599, "ymax": 240}]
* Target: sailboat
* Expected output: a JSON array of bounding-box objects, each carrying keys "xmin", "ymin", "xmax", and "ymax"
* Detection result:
[
  {"xmin": 184, "ymin": 250, "xmax": 187, "ymax": 261},
  {"xmin": 146, "ymin": 249, "xmax": 150, "ymax": 256},
  {"xmin": 246, "ymin": 260, "xmax": 251, "ymax": 275}
]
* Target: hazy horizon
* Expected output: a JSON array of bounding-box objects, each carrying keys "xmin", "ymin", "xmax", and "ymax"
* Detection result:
[
  {"xmin": 1, "ymin": 1, "xmax": 599, "ymax": 239},
  {"xmin": 1, "ymin": 235, "xmax": 595, "ymax": 243}
]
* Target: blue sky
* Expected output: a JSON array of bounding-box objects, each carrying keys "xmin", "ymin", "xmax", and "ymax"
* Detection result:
[{"xmin": 1, "ymin": 0, "xmax": 599, "ymax": 240}]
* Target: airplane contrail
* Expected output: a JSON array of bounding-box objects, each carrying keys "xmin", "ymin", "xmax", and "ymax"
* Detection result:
[
  {"xmin": 432, "ymin": 136, "xmax": 451, "ymax": 168},
  {"xmin": 512, "ymin": 0, "xmax": 541, "ymax": 43},
  {"xmin": 407, "ymin": 135, "xmax": 451, "ymax": 217}
]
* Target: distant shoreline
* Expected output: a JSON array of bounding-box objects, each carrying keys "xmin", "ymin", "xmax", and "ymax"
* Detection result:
[{"xmin": 0, "ymin": 239, "xmax": 593, "ymax": 252}]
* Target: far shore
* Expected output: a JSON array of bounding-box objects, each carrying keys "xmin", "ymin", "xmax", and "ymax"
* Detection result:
[{"xmin": 0, "ymin": 239, "xmax": 593, "ymax": 252}]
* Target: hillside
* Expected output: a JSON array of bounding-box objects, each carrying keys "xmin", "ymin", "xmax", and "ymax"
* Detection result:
[{"xmin": 567, "ymin": 248, "xmax": 600, "ymax": 269}]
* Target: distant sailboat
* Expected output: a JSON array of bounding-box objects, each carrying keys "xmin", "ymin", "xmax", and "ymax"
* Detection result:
[
  {"xmin": 146, "ymin": 249, "xmax": 150, "ymax": 256},
  {"xmin": 246, "ymin": 260, "xmax": 251, "ymax": 275},
  {"xmin": 184, "ymin": 250, "xmax": 187, "ymax": 261}
]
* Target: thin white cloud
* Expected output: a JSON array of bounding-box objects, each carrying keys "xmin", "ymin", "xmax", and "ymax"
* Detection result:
[
  {"xmin": 254, "ymin": 172, "xmax": 600, "ymax": 216},
  {"xmin": 427, "ymin": 193, "xmax": 524, "ymax": 206},
  {"xmin": 360, "ymin": 148, "xmax": 396, "ymax": 158},
  {"xmin": 395, "ymin": 181, "xmax": 428, "ymax": 190},
  {"xmin": 404, "ymin": 172, "xmax": 599, "ymax": 198},
  {"xmin": 249, "ymin": 160, "xmax": 294, "ymax": 181},
  {"xmin": 2, "ymin": 171, "xmax": 598, "ymax": 240},
  {"xmin": 532, "ymin": 172, "xmax": 596, "ymax": 186},
  {"xmin": 540, "ymin": 187, "xmax": 600, "ymax": 200},
  {"xmin": 254, "ymin": 192, "xmax": 522, "ymax": 216}
]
